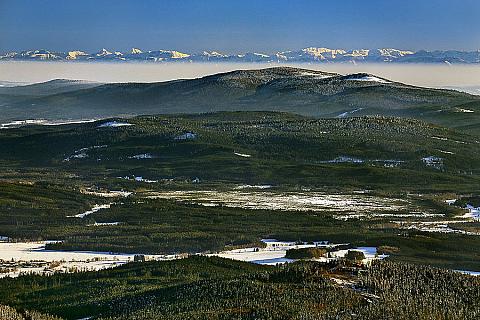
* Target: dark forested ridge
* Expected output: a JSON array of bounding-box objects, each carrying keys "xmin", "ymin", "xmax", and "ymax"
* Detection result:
[{"xmin": 0, "ymin": 257, "xmax": 478, "ymax": 320}]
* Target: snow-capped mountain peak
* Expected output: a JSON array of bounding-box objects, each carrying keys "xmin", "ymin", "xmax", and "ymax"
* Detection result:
[
  {"xmin": 169, "ymin": 51, "xmax": 190, "ymax": 59},
  {"xmin": 96, "ymin": 48, "xmax": 113, "ymax": 56},
  {"xmin": 131, "ymin": 48, "xmax": 143, "ymax": 54},
  {"xmin": 0, "ymin": 47, "xmax": 478, "ymax": 64},
  {"xmin": 302, "ymin": 47, "xmax": 347, "ymax": 59},
  {"xmin": 66, "ymin": 51, "xmax": 88, "ymax": 60}
]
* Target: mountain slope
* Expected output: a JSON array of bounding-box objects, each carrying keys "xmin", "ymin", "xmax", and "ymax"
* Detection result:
[
  {"xmin": 1, "ymin": 67, "xmax": 479, "ymax": 132},
  {"xmin": 0, "ymin": 79, "xmax": 102, "ymax": 96}
]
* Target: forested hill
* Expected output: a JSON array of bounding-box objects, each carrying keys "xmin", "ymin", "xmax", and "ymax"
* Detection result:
[{"xmin": 1, "ymin": 67, "xmax": 479, "ymax": 133}]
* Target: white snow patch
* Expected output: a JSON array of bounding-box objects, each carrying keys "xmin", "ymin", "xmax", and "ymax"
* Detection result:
[
  {"xmin": 320, "ymin": 156, "xmax": 364, "ymax": 164},
  {"xmin": 68, "ymin": 204, "xmax": 112, "ymax": 218},
  {"xmin": 438, "ymin": 150, "xmax": 455, "ymax": 155},
  {"xmin": 234, "ymin": 185, "xmax": 272, "ymax": 190},
  {"xmin": 431, "ymin": 136, "xmax": 448, "ymax": 141},
  {"xmin": 457, "ymin": 205, "xmax": 480, "ymax": 221},
  {"xmin": 175, "ymin": 132, "xmax": 197, "ymax": 140},
  {"xmin": 0, "ymin": 119, "xmax": 97, "ymax": 129},
  {"xmin": 119, "ymin": 176, "xmax": 158, "ymax": 183},
  {"xmin": 347, "ymin": 76, "xmax": 390, "ymax": 83},
  {"xmin": 336, "ymin": 108, "xmax": 364, "ymax": 118},
  {"xmin": 97, "ymin": 121, "xmax": 133, "ymax": 128},
  {"xmin": 456, "ymin": 108, "xmax": 474, "ymax": 113},
  {"xmin": 234, "ymin": 152, "xmax": 251, "ymax": 158},
  {"xmin": 129, "ymin": 153, "xmax": 155, "ymax": 159},
  {"xmin": 134, "ymin": 176, "xmax": 158, "ymax": 183},
  {"xmin": 64, "ymin": 145, "xmax": 107, "ymax": 162},
  {"xmin": 87, "ymin": 222, "xmax": 121, "ymax": 226},
  {"xmin": 298, "ymin": 71, "xmax": 333, "ymax": 79},
  {"xmin": 422, "ymin": 156, "xmax": 443, "ymax": 169},
  {"xmin": 82, "ymin": 190, "xmax": 132, "ymax": 198},
  {"xmin": 336, "ymin": 212, "xmax": 443, "ymax": 221},
  {"xmin": 455, "ymin": 270, "xmax": 480, "ymax": 276},
  {"xmin": 211, "ymin": 247, "xmax": 295, "ymax": 265},
  {"xmin": 402, "ymin": 222, "xmax": 477, "ymax": 235}
]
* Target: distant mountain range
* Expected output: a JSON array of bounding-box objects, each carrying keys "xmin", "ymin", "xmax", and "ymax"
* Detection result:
[{"xmin": 1, "ymin": 47, "xmax": 479, "ymax": 64}]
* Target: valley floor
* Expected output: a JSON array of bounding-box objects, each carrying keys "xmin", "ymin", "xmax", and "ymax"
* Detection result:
[{"xmin": 0, "ymin": 111, "xmax": 479, "ymax": 318}]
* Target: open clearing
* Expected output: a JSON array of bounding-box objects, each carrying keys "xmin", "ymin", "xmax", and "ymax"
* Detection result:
[
  {"xmin": 0, "ymin": 241, "xmax": 171, "ymax": 278},
  {"xmin": 209, "ymin": 239, "xmax": 385, "ymax": 265},
  {"xmin": 146, "ymin": 190, "xmax": 413, "ymax": 219}
]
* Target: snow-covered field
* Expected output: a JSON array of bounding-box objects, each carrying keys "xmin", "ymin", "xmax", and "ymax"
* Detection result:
[
  {"xmin": 0, "ymin": 119, "xmax": 97, "ymax": 129},
  {"xmin": 0, "ymin": 239, "xmax": 380, "ymax": 278},
  {"xmin": 146, "ymin": 190, "xmax": 410, "ymax": 219},
  {"xmin": 456, "ymin": 270, "xmax": 480, "ymax": 276},
  {"xmin": 209, "ymin": 239, "xmax": 384, "ymax": 265},
  {"xmin": 397, "ymin": 220, "xmax": 479, "ymax": 235},
  {"xmin": 458, "ymin": 205, "xmax": 480, "ymax": 220},
  {"xmin": 81, "ymin": 189, "xmax": 132, "ymax": 198},
  {"xmin": 0, "ymin": 241, "xmax": 171, "ymax": 278},
  {"xmin": 391, "ymin": 201, "xmax": 480, "ymax": 235},
  {"xmin": 212, "ymin": 247, "xmax": 295, "ymax": 265}
]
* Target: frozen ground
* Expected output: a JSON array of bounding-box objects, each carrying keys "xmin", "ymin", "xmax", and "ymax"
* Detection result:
[
  {"xmin": 67, "ymin": 203, "xmax": 112, "ymax": 218},
  {"xmin": 233, "ymin": 185, "xmax": 272, "ymax": 190},
  {"xmin": 234, "ymin": 152, "xmax": 251, "ymax": 158},
  {"xmin": 390, "ymin": 201, "xmax": 480, "ymax": 235},
  {"xmin": 147, "ymin": 190, "xmax": 411, "ymax": 219},
  {"xmin": 64, "ymin": 145, "xmax": 107, "ymax": 161},
  {"xmin": 97, "ymin": 121, "xmax": 133, "ymax": 128},
  {"xmin": 456, "ymin": 270, "xmax": 480, "ymax": 276},
  {"xmin": 458, "ymin": 205, "xmax": 480, "ymax": 220},
  {"xmin": 0, "ymin": 241, "xmax": 170, "ymax": 278},
  {"xmin": 398, "ymin": 220, "xmax": 479, "ymax": 235},
  {"xmin": 209, "ymin": 239, "xmax": 384, "ymax": 265},
  {"xmin": 347, "ymin": 75, "xmax": 391, "ymax": 83},
  {"xmin": 0, "ymin": 239, "xmax": 379, "ymax": 278},
  {"xmin": 81, "ymin": 189, "xmax": 132, "ymax": 198},
  {"xmin": 119, "ymin": 175, "xmax": 158, "ymax": 183},
  {"xmin": 336, "ymin": 108, "xmax": 364, "ymax": 118},
  {"xmin": 212, "ymin": 247, "xmax": 295, "ymax": 265},
  {"xmin": 129, "ymin": 153, "xmax": 156, "ymax": 159},
  {"xmin": 0, "ymin": 119, "xmax": 97, "ymax": 129}
]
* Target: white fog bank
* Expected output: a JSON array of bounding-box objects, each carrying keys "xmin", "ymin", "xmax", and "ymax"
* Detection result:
[{"xmin": 1, "ymin": 62, "xmax": 480, "ymax": 90}]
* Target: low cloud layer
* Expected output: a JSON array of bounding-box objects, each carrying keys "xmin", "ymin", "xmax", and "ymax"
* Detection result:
[{"xmin": 1, "ymin": 62, "xmax": 480, "ymax": 90}]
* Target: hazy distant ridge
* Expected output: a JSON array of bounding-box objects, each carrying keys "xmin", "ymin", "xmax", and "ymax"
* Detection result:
[
  {"xmin": 1, "ymin": 67, "xmax": 480, "ymax": 134},
  {"xmin": 1, "ymin": 47, "xmax": 480, "ymax": 64}
]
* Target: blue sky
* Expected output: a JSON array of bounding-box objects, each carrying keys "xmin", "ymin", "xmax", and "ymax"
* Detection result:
[{"xmin": 0, "ymin": 0, "xmax": 479, "ymax": 53}]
